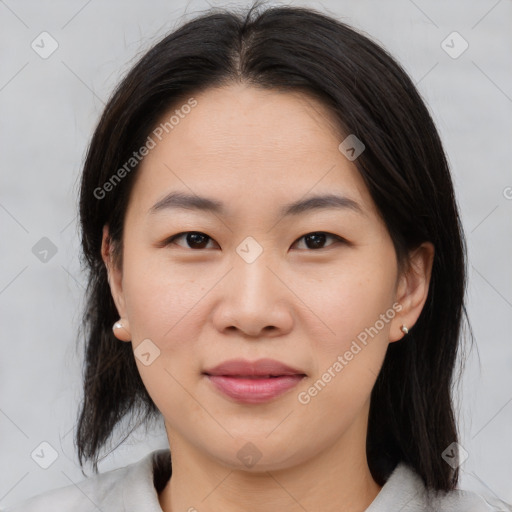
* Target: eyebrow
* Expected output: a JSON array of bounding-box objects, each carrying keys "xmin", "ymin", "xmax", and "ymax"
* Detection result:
[{"xmin": 148, "ymin": 191, "xmax": 364, "ymax": 218}]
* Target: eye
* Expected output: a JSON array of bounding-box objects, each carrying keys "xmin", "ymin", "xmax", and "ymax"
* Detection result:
[
  {"xmin": 293, "ymin": 232, "xmax": 345, "ymax": 250},
  {"xmin": 164, "ymin": 231, "xmax": 218, "ymax": 250},
  {"xmin": 163, "ymin": 231, "xmax": 346, "ymax": 251}
]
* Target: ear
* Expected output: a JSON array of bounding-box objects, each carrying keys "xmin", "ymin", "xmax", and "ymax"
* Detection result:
[
  {"xmin": 101, "ymin": 224, "xmax": 127, "ymax": 320},
  {"xmin": 390, "ymin": 242, "xmax": 434, "ymax": 342}
]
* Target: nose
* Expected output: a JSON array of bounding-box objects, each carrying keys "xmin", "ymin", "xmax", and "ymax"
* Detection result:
[{"xmin": 211, "ymin": 249, "xmax": 294, "ymax": 339}]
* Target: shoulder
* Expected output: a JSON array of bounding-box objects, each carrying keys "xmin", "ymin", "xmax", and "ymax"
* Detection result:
[
  {"xmin": 2, "ymin": 449, "xmax": 171, "ymax": 512},
  {"xmin": 366, "ymin": 462, "xmax": 511, "ymax": 512},
  {"xmin": 430, "ymin": 487, "xmax": 510, "ymax": 512}
]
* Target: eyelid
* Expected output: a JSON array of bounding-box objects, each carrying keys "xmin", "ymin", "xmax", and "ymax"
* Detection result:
[
  {"xmin": 162, "ymin": 231, "xmax": 219, "ymax": 249},
  {"xmin": 162, "ymin": 231, "xmax": 350, "ymax": 250},
  {"xmin": 293, "ymin": 232, "xmax": 347, "ymax": 250}
]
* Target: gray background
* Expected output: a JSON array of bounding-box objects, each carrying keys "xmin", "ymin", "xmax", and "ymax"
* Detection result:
[{"xmin": 1, "ymin": 0, "xmax": 511, "ymax": 508}]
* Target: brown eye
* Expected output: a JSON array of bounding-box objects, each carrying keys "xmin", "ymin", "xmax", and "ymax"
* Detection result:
[
  {"xmin": 294, "ymin": 232, "xmax": 344, "ymax": 250},
  {"xmin": 165, "ymin": 231, "xmax": 217, "ymax": 250},
  {"xmin": 163, "ymin": 231, "xmax": 346, "ymax": 251}
]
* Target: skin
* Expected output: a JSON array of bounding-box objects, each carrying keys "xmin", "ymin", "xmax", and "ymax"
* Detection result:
[{"xmin": 102, "ymin": 83, "xmax": 434, "ymax": 512}]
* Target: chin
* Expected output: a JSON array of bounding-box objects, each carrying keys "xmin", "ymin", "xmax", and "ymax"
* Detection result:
[{"xmin": 203, "ymin": 435, "xmax": 313, "ymax": 473}]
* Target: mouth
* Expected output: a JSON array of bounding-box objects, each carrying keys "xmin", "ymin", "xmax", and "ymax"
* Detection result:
[
  {"xmin": 204, "ymin": 374, "xmax": 306, "ymax": 404},
  {"xmin": 209, "ymin": 375, "xmax": 290, "ymax": 378},
  {"xmin": 202, "ymin": 358, "xmax": 307, "ymax": 404}
]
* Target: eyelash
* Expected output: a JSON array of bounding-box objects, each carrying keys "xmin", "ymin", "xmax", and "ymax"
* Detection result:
[{"xmin": 162, "ymin": 231, "xmax": 348, "ymax": 251}]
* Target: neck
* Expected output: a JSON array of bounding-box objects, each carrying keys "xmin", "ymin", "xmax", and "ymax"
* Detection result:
[{"xmin": 158, "ymin": 410, "xmax": 382, "ymax": 512}]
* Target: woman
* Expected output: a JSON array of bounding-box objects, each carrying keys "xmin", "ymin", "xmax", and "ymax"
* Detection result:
[{"xmin": 4, "ymin": 2, "xmax": 506, "ymax": 511}]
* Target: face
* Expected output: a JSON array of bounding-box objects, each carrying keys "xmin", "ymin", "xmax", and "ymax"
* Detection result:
[{"xmin": 103, "ymin": 84, "xmax": 432, "ymax": 472}]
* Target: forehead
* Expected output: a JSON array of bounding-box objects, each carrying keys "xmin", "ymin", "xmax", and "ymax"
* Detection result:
[{"xmin": 126, "ymin": 84, "xmax": 376, "ymax": 219}]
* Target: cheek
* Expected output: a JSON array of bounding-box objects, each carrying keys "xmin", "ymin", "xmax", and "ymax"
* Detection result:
[
  {"xmin": 294, "ymin": 265, "xmax": 396, "ymax": 423},
  {"xmin": 121, "ymin": 253, "xmax": 209, "ymax": 414},
  {"xmin": 299, "ymin": 251, "xmax": 398, "ymax": 357},
  {"xmin": 121, "ymin": 250, "xmax": 210, "ymax": 342}
]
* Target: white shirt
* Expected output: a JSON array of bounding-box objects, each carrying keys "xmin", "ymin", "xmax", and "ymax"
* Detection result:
[{"xmin": 2, "ymin": 449, "xmax": 508, "ymax": 511}]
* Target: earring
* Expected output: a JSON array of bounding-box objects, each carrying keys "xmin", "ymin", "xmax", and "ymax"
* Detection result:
[
  {"xmin": 401, "ymin": 324, "xmax": 409, "ymax": 335},
  {"xmin": 112, "ymin": 318, "xmax": 131, "ymax": 342},
  {"xmin": 113, "ymin": 321, "xmax": 123, "ymax": 331}
]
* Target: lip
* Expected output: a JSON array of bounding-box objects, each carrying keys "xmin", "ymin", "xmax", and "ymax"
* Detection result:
[
  {"xmin": 203, "ymin": 358, "xmax": 306, "ymax": 404},
  {"xmin": 204, "ymin": 358, "xmax": 305, "ymax": 377}
]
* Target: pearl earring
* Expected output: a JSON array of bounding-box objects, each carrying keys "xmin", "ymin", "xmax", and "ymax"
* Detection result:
[
  {"xmin": 113, "ymin": 321, "xmax": 124, "ymax": 332},
  {"xmin": 112, "ymin": 319, "xmax": 131, "ymax": 342},
  {"xmin": 401, "ymin": 324, "xmax": 409, "ymax": 335}
]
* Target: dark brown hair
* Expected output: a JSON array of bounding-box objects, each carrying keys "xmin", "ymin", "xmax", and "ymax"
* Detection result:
[{"xmin": 75, "ymin": 0, "xmax": 469, "ymax": 492}]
